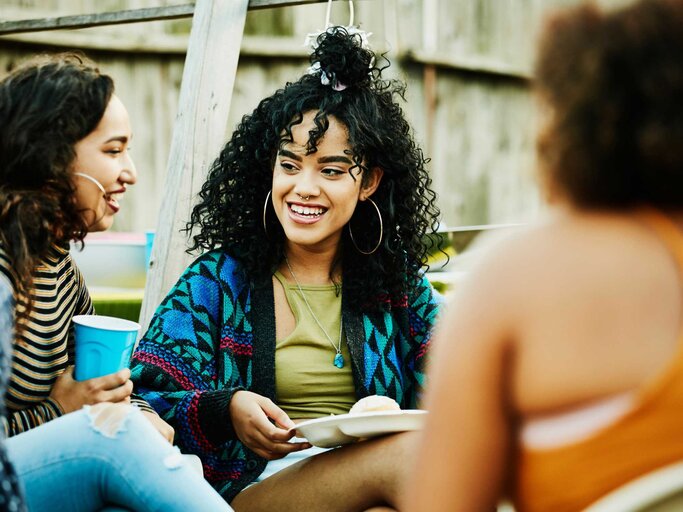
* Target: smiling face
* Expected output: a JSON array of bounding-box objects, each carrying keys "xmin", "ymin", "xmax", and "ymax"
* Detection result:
[
  {"xmin": 71, "ymin": 94, "xmax": 136, "ymax": 232},
  {"xmin": 271, "ymin": 111, "xmax": 382, "ymax": 255}
]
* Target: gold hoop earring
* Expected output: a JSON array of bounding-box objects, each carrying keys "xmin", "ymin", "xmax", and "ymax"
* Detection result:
[
  {"xmin": 262, "ymin": 190, "xmax": 272, "ymax": 235},
  {"xmin": 348, "ymin": 197, "xmax": 383, "ymax": 255}
]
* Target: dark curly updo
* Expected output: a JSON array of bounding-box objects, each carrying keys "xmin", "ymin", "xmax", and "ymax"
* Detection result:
[
  {"xmin": 536, "ymin": 0, "xmax": 683, "ymax": 209},
  {"xmin": 188, "ymin": 26, "xmax": 440, "ymax": 311},
  {"xmin": 0, "ymin": 53, "xmax": 114, "ymax": 314},
  {"xmin": 308, "ymin": 26, "xmax": 375, "ymax": 90}
]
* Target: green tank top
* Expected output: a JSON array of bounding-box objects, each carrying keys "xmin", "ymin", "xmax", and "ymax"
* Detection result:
[{"xmin": 273, "ymin": 271, "xmax": 356, "ymax": 419}]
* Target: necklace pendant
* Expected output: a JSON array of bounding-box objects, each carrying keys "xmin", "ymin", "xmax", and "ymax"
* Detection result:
[{"xmin": 333, "ymin": 353, "xmax": 345, "ymax": 369}]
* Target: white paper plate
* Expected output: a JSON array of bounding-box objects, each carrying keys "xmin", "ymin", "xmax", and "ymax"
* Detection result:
[{"xmin": 291, "ymin": 410, "xmax": 427, "ymax": 448}]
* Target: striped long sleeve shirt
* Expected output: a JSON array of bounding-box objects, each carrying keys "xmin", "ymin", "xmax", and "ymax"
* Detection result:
[
  {"xmin": 0, "ymin": 242, "xmax": 152, "ymax": 437},
  {"xmin": 0, "ymin": 243, "xmax": 92, "ymax": 436}
]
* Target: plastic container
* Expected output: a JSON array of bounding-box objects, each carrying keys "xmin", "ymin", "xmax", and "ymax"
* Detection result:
[
  {"xmin": 73, "ymin": 315, "xmax": 140, "ymax": 381},
  {"xmin": 70, "ymin": 232, "xmax": 146, "ymax": 289}
]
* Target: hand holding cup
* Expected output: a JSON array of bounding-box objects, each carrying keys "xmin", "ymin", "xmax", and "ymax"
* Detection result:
[
  {"xmin": 72, "ymin": 315, "xmax": 140, "ymax": 381},
  {"xmin": 50, "ymin": 366, "xmax": 133, "ymax": 414},
  {"xmin": 51, "ymin": 314, "xmax": 140, "ymax": 413}
]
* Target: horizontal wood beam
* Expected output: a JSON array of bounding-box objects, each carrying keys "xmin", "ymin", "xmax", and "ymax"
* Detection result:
[
  {"xmin": 0, "ymin": 32, "xmax": 528, "ymax": 82},
  {"xmin": 0, "ymin": 5, "xmax": 195, "ymax": 35},
  {"xmin": 248, "ymin": 0, "xmax": 355, "ymax": 9},
  {"xmin": 0, "ymin": 32, "xmax": 312, "ymax": 57},
  {"xmin": 404, "ymin": 49, "xmax": 532, "ymax": 82},
  {"xmin": 0, "ymin": 0, "xmax": 354, "ymax": 36}
]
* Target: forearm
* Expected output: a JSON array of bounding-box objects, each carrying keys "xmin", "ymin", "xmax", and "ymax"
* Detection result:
[
  {"xmin": 132, "ymin": 343, "xmax": 240, "ymax": 448},
  {"xmin": 131, "ymin": 252, "xmax": 242, "ymax": 448},
  {"xmin": 5, "ymin": 399, "xmax": 64, "ymax": 437},
  {"xmin": 139, "ymin": 387, "xmax": 241, "ymax": 450}
]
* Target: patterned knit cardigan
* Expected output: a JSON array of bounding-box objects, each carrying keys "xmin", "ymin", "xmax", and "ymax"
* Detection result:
[{"xmin": 130, "ymin": 251, "xmax": 440, "ymax": 502}]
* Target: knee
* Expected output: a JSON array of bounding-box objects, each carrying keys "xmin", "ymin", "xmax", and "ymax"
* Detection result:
[{"xmin": 86, "ymin": 402, "xmax": 135, "ymax": 438}]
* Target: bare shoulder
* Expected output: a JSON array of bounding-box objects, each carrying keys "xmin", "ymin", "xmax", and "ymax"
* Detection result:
[
  {"xmin": 462, "ymin": 210, "xmax": 683, "ymax": 412},
  {"xmin": 461, "ymin": 210, "xmax": 673, "ymax": 305},
  {"xmin": 450, "ymin": 214, "xmax": 581, "ymax": 314}
]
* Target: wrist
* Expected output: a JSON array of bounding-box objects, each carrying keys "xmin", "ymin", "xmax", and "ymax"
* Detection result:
[
  {"xmin": 198, "ymin": 388, "xmax": 244, "ymax": 447},
  {"xmin": 48, "ymin": 395, "xmax": 71, "ymax": 414}
]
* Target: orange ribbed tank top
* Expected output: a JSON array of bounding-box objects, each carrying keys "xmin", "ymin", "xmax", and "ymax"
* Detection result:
[{"xmin": 513, "ymin": 209, "xmax": 683, "ymax": 512}]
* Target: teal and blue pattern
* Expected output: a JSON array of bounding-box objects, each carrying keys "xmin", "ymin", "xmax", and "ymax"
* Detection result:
[{"xmin": 131, "ymin": 251, "xmax": 440, "ymax": 502}]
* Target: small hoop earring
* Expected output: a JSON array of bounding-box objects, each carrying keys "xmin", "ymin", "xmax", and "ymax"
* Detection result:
[
  {"xmin": 348, "ymin": 197, "xmax": 383, "ymax": 255},
  {"xmin": 262, "ymin": 190, "xmax": 272, "ymax": 235}
]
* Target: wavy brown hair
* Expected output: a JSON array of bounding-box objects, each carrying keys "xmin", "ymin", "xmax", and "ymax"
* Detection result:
[
  {"xmin": 0, "ymin": 53, "xmax": 114, "ymax": 321},
  {"xmin": 536, "ymin": 0, "xmax": 683, "ymax": 209}
]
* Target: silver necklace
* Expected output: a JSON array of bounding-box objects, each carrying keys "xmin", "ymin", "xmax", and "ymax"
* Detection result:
[{"xmin": 284, "ymin": 257, "xmax": 345, "ymax": 369}]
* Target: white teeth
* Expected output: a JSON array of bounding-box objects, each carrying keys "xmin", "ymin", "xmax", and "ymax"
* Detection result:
[{"xmin": 291, "ymin": 204, "xmax": 324, "ymax": 216}]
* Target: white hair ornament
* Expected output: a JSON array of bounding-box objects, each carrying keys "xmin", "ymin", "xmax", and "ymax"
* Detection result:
[{"xmin": 303, "ymin": 0, "xmax": 373, "ymax": 91}]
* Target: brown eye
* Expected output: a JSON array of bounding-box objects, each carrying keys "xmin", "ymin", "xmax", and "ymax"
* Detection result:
[
  {"xmin": 321, "ymin": 168, "xmax": 345, "ymax": 177},
  {"xmin": 281, "ymin": 162, "xmax": 298, "ymax": 172}
]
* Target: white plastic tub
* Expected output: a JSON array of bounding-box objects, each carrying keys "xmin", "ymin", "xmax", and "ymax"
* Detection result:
[{"xmin": 70, "ymin": 232, "xmax": 147, "ymax": 290}]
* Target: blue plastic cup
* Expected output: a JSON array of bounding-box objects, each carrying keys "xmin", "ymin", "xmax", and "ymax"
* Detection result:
[{"xmin": 73, "ymin": 315, "xmax": 140, "ymax": 381}]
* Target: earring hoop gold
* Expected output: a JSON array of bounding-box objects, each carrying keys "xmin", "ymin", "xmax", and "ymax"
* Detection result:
[
  {"xmin": 348, "ymin": 197, "xmax": 383, "ymax": 255},
  {"xmin": 262, "ymin": 190, "xmax": 272, "ymax": 235}
]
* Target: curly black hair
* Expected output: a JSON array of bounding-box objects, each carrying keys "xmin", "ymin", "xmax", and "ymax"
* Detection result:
[
  {"xmin": 0, "ymin": 53, "xmax": 114, "ymax": 318},
  {"xmin": 536, "ymin": 0, "xmax": 683, "ymax": 209},
  {"xmin": 188, "ymin": 27, "xmax": 440, "ymax": 311}
]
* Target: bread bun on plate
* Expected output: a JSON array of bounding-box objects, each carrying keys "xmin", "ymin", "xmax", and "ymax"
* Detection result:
[{"xmin": 349, "ymin": 395, "xmax": 400, "ymax": 414}]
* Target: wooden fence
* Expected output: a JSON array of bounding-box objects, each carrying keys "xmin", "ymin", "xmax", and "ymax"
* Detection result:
[
  {"xmin": 0, "ymin": 0, "xmax": 600, "ymax": 323},
  {"xmin": 0, "ymin": 0, "xmax": 568, "ymax": 231}
]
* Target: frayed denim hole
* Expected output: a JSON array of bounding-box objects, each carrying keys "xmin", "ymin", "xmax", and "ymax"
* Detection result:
[
  {"xmin": 163, "ymin": 447, "xmax": 184, "ymax": 470},
  {"xmin": 84, "ymin": 403, "xmax": 134, "ymax": 439}
]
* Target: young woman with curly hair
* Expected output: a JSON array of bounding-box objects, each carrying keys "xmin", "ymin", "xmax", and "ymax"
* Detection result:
[
  {"xmin": 0, "ymin": 53, "xmax": 232, "ymax": 511},
  {"xmin": 131, "ymin": 27, "xmax": 441, "ymax": 510},
  {"xmin": 407, "ymin": 0, "xmax": 683, "ymax": 510}
]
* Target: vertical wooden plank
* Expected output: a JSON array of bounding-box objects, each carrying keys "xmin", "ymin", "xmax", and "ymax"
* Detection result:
[{"xmin": 139, "ymin": 0, "xmax": 249, "ymax": 332}]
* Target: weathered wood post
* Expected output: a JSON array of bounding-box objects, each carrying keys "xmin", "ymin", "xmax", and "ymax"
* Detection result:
[{"xmin": 139, "ymin": 0, "xmax": 250, "ymax": 333}]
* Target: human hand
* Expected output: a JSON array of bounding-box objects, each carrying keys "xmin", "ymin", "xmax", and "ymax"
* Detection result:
[
  {"xmin": 229, "ymin": 390, "xmax": 311, "ymax": 460},
  {"xmin": 141, "ymin": 410, "xmax": 175, "ymax": 444},
  {"xmin": 49, "ymin": 366, "xmax": 133, "ymax": 414}
]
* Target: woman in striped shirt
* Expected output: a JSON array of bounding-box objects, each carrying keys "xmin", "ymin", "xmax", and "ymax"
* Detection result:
[{"xmin": 0, "ymin": 53, "xmax": 232, "ymax": 511}]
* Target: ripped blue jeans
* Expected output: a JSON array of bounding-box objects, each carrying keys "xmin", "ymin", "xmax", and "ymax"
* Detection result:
[{"xmin": 5, "ymin": 403, "xmax": 232, "ymax": 512}]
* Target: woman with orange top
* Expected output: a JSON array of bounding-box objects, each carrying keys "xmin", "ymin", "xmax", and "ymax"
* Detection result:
[{"xmin": 405, "ymin": 1, "xmax": 683, "ymax": 511}]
